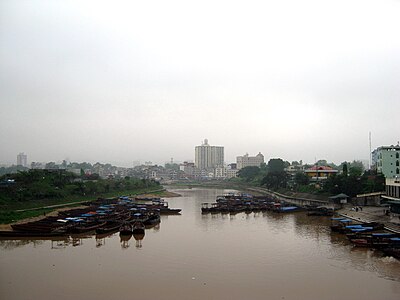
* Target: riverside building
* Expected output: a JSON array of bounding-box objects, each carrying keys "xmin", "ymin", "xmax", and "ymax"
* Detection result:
[
  {"xmin": 372, "ymin": 144, "xmax": 400, "ymax": 178},
  {"xmin": 195, "ymin": 139, "xmax": 224, "ymax": 171},
  {"xmin": 236, "ymin": 152, "xmax": 264, "ymax": 169}
]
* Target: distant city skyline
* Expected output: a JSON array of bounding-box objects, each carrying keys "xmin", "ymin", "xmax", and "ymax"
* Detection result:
[
  {"xmin": 1, "ymin": 1, "xmax": 399, "ymax": 168},
  {"xmin": 2, "ymin": 143, "xmax": 383, "ymax": 169}
]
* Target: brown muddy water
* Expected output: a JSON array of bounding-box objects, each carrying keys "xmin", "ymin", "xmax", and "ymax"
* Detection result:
[{"xmin": 1, "ymin": 188, "xmax": 400, "ymax": 300}]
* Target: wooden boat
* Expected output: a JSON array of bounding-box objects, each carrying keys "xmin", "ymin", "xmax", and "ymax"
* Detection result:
[
  {"xmin": 307, "ymin": 207, "xmax": 334, "ymax": 216},
  {"xmin": 330, "ymin": 218, "xmax": 353, "ymax": 232},
  {"xmin": 382, "ymin": 245, "xmax": 400, "ymax": 259},
  {"xmin": 143, "ymin": 213, "xmax": 161, "ymax": 226},
  {"xmin": 68, "ymin": 221, "xmax": 107, "ymax": 234},
  {"xmin": 119, "ymin": 222, "xmax": 133, "ymax": 235},
  {"xmin": 350, "ymin": 234, "xmax": 399, "ymax": 248},
  {"xmin": 96, "ymin": 220, "xmax": 122, "ymax": 234},
  {"xmin": 274, "ymin": 206, "xmax": 302, "ymax": 213},
  {"xmin": 132, "ymin": 221, "xmax": 145, "ymax": 235}
]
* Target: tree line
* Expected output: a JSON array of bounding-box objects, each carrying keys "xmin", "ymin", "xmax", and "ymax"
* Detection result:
[
  {"xmin": 0, "ymin": 169, "xmax": 160, "ymax": 205},
  {"xmin": 236, "ymin": 159, "xmax": 385, "ymax": 197}
]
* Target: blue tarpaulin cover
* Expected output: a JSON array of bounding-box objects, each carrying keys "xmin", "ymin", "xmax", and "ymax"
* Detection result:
[
  {"xmin": 372, "ymin": 233, "xmax": 395, "ymax": 237},
  {"xmin": 280, "ymin": 206, "xmax": 298, "ymax": 211},
  {"xmin": 345, "ymin": 225, "xmax": 363, "ymax": 228}
]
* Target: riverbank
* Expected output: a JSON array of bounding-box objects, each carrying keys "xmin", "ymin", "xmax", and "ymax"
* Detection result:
[
  {"xmin": 0, "ymin": 188, "xmax": 173, "ymax": 224},
  {"xmin": 0, "ymin": 190, "xmax": 181, "ymax": 231},
  {"xmin": 338, "ymin": 205, "xmax": 400, "ymax": 233}
]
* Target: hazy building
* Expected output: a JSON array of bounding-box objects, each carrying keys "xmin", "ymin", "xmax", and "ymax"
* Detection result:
[
  {"xmin": 214, "ymin": 166, "xmax": 226, "ymax": 178},
  {"xmin": 17, "ymin": 152, "xmax": 27, "ymax": 167},
  {"xmin": 304, "ymin": 165, "xmax": 338, "ymax": 181},
  {"xmin": 30, "ymin": 162, "xmax": 45, "ymax": 169},
  {"xmin": 236, "ymin": 152, "xmax": 264, "ymax": 169},
  {"xmin": 180, "ymin": 161, "xmax": 196, "ymax": 177},
  {"xmin": 195, "ymin": 139, "xmax": 224, "ymax": 171},
  {"xmin": 225, "ymin": 163, "xmax": 238, "ymax": 179},
  {"xmin": 372, "ymin": 144, "xmax": 400, "ymax": 178},
  {"xmin": 383, "ymin": 177, "xmax": 400, "ymax": 213}
]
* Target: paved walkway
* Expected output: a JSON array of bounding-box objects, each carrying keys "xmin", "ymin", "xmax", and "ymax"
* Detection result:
[{"xmin": 338, "ymin": 206, "xmax": 400, "ymax": 233}]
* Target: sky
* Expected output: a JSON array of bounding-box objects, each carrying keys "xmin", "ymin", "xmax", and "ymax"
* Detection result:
[{"xmin": 1, "ymin": 0, "xmax": 399, "ymax": 167}]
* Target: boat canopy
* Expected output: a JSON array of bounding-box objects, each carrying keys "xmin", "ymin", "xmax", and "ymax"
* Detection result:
[
  {"xmin": 345, "ymin": 225, "xmax": 364, "ymax": 228},
  {"xmin": 350, "ymin": 227, "xmax": 373, "ymax": 232},
  {"xmin": 281, "ymin": 206, "xmax": 298, "ymax": 211},
  {"xmin": 372, "ymin": 233, "xmax": 395, "ymax": 237},
  {"xmin": 339, "ymin": 219, "xmax": 352, "ymax": 223},
  {"xmin": 81, "ymin": 213, "xmax": 95, "ymax": 217}
]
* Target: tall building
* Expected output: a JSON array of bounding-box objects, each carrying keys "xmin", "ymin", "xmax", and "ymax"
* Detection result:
[
  {"xmin": 236, "ymin": 152, "xmax": 264, "ymax": 169},
  {"xmin": 372, "ymin": 144, "xmax": 400, "ymax": 178},
  {"xmin": 195, "ymin": 139, "xmax": 224, "ymax": 171},
  {"xmin": 17, "ymin": 152, "xmax": 27, "ymax": 167}
]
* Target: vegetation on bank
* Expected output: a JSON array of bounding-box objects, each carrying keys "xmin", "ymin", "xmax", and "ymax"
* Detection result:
[
  {"xmin": 235, "ymin": 159, "xmax": 385, "ymax": 198},
  {"xmin": 0, "ymin": 169, "xmax": 162, "ymax": 223}
]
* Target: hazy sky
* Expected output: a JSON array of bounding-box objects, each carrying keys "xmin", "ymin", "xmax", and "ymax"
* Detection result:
[{"xmin": 1, "ymin": 0, "xmax": 399, "ymax": 167}]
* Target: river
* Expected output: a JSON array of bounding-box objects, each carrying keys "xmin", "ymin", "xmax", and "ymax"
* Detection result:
[{"xmin": 1, "ymin": 188, "xmax": 400, "ymax": 300}]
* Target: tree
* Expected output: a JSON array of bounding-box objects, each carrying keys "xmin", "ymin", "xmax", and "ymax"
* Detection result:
[
  {"xmin": 267, "ymin": 158, "xmax": 285, "ymax": 173},
  {"xmin": 348, "ymin": 160, "xmax": 364, "ymax": 177},
  {"xmin": 294, "ymin": 172, "xmax": 309, "ymax": 186},
  {"xmin": 261, "ymin": 172, "xmax": 288, "ymax": 189},
  {"xmin": 238, "ymin": 166, "xmax": 261, "ymax": 182},
  {"xmin": 342, "ymin": 162, "xmax": 348, "ymax": 177},
  {"xmin": 261, "ymin": 158, "xmax": 289, "ymax": 189},
  {"xmin": 45, "ymin": 162, "xmax": 58, "ymax": 169}
]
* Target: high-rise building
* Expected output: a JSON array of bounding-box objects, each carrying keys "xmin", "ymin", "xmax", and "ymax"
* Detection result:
[
  {"xmin": 236, "ymin": 152, "xmax": 264, "ymax": 169},
  {"xmin": 17, "ymin": 152, "xmax": 27, "ymax": 167},
  {"xmin": 195, "ymin": 139, "xmax": 224, "ymax": 171},
  {"xmin": 372, "ymin": 144, "xmax": 400, "ymax": 178}
]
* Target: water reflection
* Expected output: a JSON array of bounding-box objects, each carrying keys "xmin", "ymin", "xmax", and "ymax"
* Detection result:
[
  {"xmin": 133, "ymin": 233, "xmax": 145, "ymax": 248},
  {"xmin": 0, "ymin": 238, "xmax": 45, "ymax": 250},
  {"xmin": 120, "ymin": 233, "xmax": 132, "ymax": 249}
]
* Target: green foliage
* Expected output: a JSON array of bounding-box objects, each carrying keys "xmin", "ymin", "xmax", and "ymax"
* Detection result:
[
  {"xmin": 294, "ymin": 172, "xmax": 309, "ymax": 186},
  {"xmin": 0, "ymin": 169, "xmax": 160, "ymax": 209},
  {"xmin": 267, "ymin": 158, "xmax": 285, "ymax": 173},
  {"xmin": 342, "ymin": 162, "xmax": 348, "ymax": 177},
  {"xmin": 0, "ymin": 165, "xmax": 29, "ymax": 176},
  {"xmin": 323, "ymin": 171, "xmax": 385, "ymax": 197},
  {"xmin": 348, "ymin": 160, "xmax": 364, "ymax": 177},
  {"xmin": 238, "ymin": 166, "xmax": 261, "ymax": 182},
  {"xmin": 261, "ymin": 172, "xmax": 288, "ymax": 189}
]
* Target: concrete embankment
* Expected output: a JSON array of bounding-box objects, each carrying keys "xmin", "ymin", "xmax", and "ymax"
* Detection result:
[
  {"xmin": 338, "ymin": 206, "xmax": 400, "ymax": 234},
  {"xmin": 247, "ymin": 186, "xmax": 400, "ymax": 234}
]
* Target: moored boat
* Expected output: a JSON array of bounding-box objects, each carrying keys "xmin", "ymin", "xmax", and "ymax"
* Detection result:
[
  {"xmin": 119, "ymin": 222, "xmax": 133, "ymax": 235},
  {"xmin": 132, "ymin": 221, "xmax": 145, "ymax": 235},
  {"xmin": 96, "ymin": 220, "xmax": 122, "ymax": 234}
]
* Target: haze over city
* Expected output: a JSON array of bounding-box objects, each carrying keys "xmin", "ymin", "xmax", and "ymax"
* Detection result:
[{"xmin": 1, "ymin": 0, "xmax": 399, "ymax": 167}]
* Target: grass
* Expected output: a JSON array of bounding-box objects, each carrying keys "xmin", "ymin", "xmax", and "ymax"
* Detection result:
[{"xmin": 0, "ymin": 208, "xmax": 55, "ymax": 224}]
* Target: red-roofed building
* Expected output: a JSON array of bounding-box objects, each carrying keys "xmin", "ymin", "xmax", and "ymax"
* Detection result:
[{"xmin": 304, "ymin": 165, "xmax": 338, "ymax": 181}]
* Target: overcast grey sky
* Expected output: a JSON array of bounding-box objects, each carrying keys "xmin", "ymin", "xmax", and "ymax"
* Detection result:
[{"xmin": 1, "ymin": 0, "xmax": 399, "ymax": 167}]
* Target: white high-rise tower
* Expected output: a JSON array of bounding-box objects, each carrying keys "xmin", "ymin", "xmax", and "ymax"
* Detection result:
[
  {"xmin": 195, "ymin": 139, "xmax": 224, "ymax": 171},
  {"xmin": 17, "ymin": 152, "xmax": 27, "ymax": 167}
]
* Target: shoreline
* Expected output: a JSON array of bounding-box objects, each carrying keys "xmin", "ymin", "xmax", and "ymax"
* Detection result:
[{"xmin": 0, "ymin": 189, "xmax": 181, "ymax": 229}]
